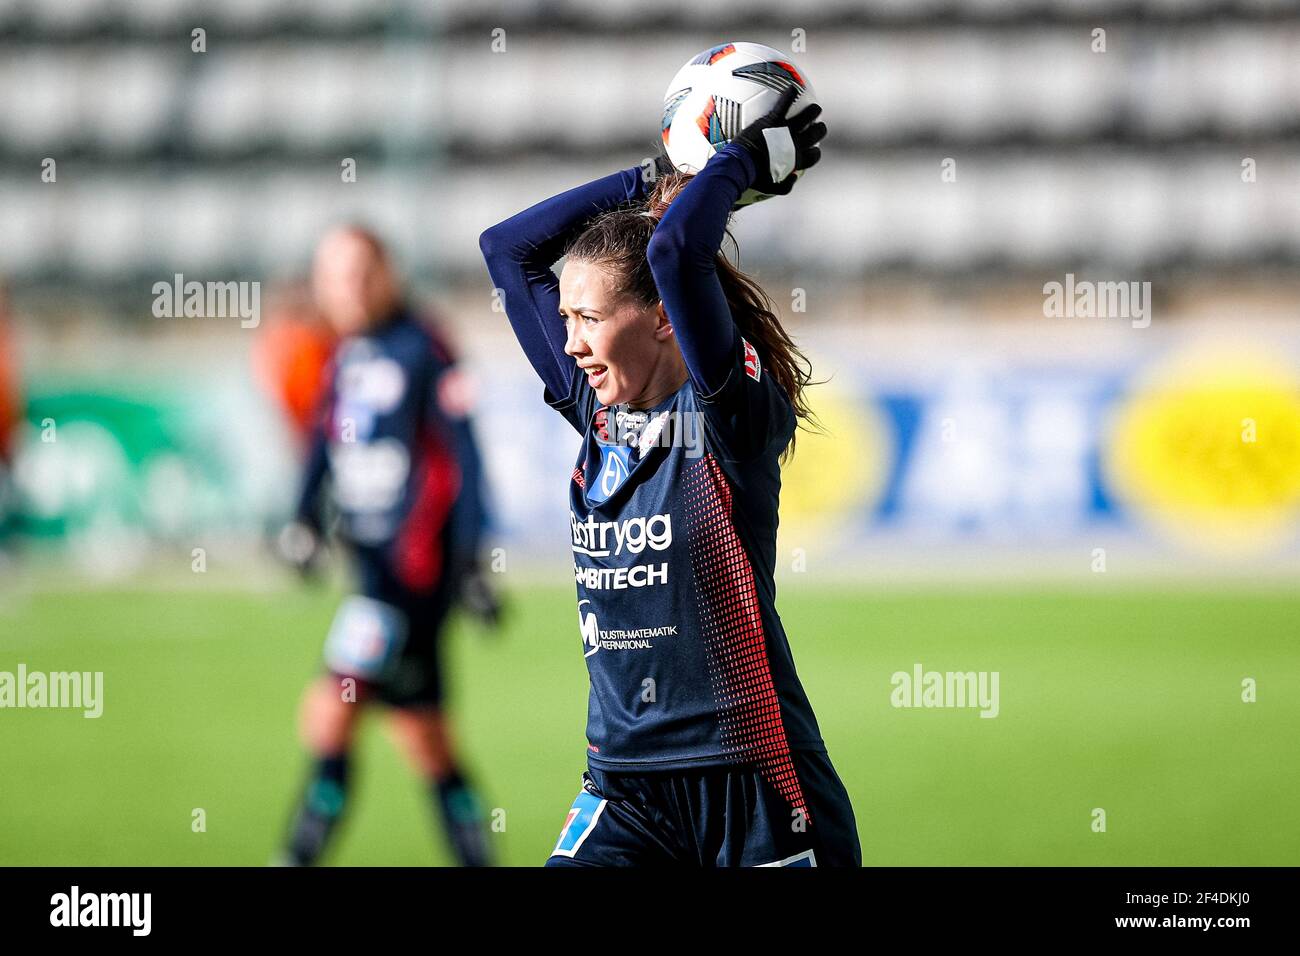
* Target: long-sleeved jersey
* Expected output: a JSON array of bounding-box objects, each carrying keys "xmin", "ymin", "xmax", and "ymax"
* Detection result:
[
  {"xmin": 296, "ymin": 307, "xmax": 488, "ymax": 593},
  {"xmin": 480, "ymin": 144, "xmax": 827, "ymax": 797}
]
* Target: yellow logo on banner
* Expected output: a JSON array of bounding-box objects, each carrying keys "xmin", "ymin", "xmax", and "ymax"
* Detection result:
[
  {"xmin": 779, "ymin": 386, "xmax": 888, "ymax": 535},
  {"xmin": 1104, "ymin": 345, "xmax": 1300, "ymax": 554}
]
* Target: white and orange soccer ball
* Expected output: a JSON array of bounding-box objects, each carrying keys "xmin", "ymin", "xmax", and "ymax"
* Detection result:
[{"xmin": 660, "ymin": 41, "xmax": 818, "ymax": 206}]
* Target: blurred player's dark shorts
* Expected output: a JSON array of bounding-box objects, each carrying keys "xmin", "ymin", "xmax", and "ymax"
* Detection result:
[
  {"xmin": 545, "ymin": 749, "xmax": 861, "ymax": 867},
  {"xmin": 321, "ymin": 543, "xmax": 457, "ymax": 709}
]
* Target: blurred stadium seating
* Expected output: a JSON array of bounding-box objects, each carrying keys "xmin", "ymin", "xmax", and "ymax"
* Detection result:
[{"xmin": 1, "ymin": 0, "xmax": 1298, "ymax": 290}]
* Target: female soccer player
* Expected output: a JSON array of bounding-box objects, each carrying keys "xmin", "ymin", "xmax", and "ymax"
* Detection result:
[
  {"xmin": 276, "ymin": 226, "xmax": 499, "ymax": 866},
  {"xmin": 480, "ymin": 88, "xmax": 860, "ymax": 866}
]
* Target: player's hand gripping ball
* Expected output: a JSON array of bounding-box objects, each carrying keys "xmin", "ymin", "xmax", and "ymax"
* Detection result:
[
  {"xmin": 660, "ymin": 41, "xmax": 823, "ymax": 206},
  {"xmin": 731, "ymin": 87, "xmax": 825, "ymax": 197}
]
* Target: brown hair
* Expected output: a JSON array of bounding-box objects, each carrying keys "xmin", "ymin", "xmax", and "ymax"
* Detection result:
[{"xmin": 564, "ymin": 172, "xmax": 822, "ymax": 461}]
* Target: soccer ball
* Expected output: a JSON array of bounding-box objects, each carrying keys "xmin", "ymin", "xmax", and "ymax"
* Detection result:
[{"xmin": 660, "ymin": 42, "xmax": 817, "ymax": 207}]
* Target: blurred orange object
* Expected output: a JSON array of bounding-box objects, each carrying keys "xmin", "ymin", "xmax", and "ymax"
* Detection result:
[{"xmin": 252, "ymin": 289, "xmax": 335, "ymax": 444}]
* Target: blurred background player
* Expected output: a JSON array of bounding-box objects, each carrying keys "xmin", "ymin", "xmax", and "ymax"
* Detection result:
[{"xmin": 275, "ymin": 225, "xmax": 501, "ymax": 867}]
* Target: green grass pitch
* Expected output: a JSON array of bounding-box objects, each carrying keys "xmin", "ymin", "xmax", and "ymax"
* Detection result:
[{"xmin": 1, "ymin": 582, "xmax": 1296, "ymax": 865}]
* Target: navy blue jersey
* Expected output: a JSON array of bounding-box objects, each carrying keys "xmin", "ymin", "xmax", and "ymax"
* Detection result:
[
  {"xmin": 481, "ymin": 144, "xmax": 828, "ymax": 823},
  {"xmin": 547, "ymin": 332, "xmax": 826, "ymax": 788},
  {"xmin": 296, "ymin": 308, "xmax": 488, "ymax": 593}
]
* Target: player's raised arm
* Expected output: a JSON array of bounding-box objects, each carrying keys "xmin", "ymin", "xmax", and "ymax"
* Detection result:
[
  {"xmin": 479, "ymin": 167, "xmax": 651, "ymax": 401},
  {"xmin": 646, "ymin": 87, "xmax": 825, "ymax": 397}
]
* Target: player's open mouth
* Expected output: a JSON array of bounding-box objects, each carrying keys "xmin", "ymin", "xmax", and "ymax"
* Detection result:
[{"xmin": 585, "ymin": 365, "xmax": 608, "ymax": 388}]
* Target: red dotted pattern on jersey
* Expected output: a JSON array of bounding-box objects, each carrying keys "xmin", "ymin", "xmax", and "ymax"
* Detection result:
[{"xmin": 682, "ymin": 453, "xmax": 810, "ymax": 824}]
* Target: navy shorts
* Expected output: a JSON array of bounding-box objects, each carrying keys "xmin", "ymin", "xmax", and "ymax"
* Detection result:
[
  {"xmin": 322, "ymin": 544, "xmax": 456, "ymax": 709},
  {"xmin": 545, "ymin": 750, "xmax": 861, "ymax": 867}
]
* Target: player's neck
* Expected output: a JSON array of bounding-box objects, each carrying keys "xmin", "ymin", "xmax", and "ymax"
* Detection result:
[{"xmin": 627, "ymin": 350, "xmax": 688, "ymax": 411}]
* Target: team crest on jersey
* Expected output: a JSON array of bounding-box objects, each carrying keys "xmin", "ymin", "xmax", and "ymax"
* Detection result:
[
  {"xmin": 742, "ymin": 337, "xmax": 762, "ymax": 381},
  {"xmin": 586, "ymin": 443, "xmax": 632, "ymax": 504}
]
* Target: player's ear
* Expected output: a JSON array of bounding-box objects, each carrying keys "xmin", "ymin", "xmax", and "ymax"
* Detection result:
[{"xmin": 652, "ymin": 301, "xmax": 674, "ymax": 341}]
